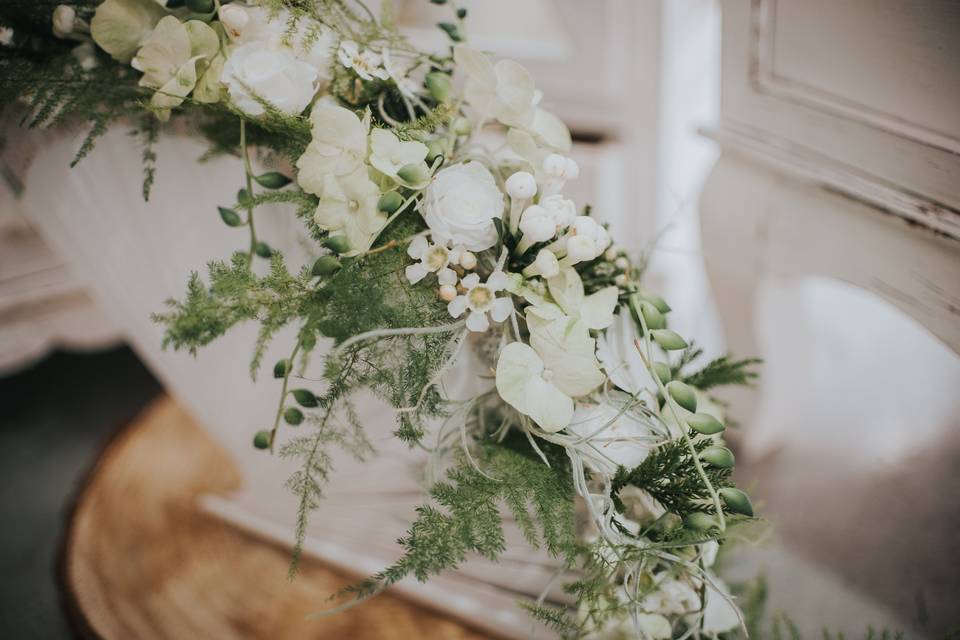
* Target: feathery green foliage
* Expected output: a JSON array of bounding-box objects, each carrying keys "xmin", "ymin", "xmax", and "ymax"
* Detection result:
[
  {"xmin": 611, "ymin": 438, "xmax": 733, "ymax": 518},
  {"xmin": 676, "ymin": 347, "xmax": 761, "ymax": 391},
  {"xmin": 344, "ymin": 428, "xmax": 578, "ymax": 599}
]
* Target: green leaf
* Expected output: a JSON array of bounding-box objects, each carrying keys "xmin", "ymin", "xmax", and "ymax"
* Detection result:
[
  {"xmin": 311, "ymin": 256, "xmax": 342, "ymax": 277},
  {"xmin": 273, "ymin": 358, "xmax": 291, "ymax": 379},
  {"xmin": 687, "ymin": 412, "xmax": 725, "ymax": 435},
  {"xmin": 652, "ymin": 361, "xmax": 672, "ymax": 384},
  {"xmin": 640, "ymin": 301, "xmax": 666, "ymax": 330},
  {"xmin": 700, "ymin": 446, "xmax": 735, "ymax": 468},
  {"xmin": 254, "ymin": 241, "xmax": 273, "ymax": 258},
  {"xmin": 666, "ymin": 380, "xmax": 697, "ymax": 412},
  {"xmin": 254, "ymin": 171, "xmax": 292, "ymax": 189},
  {"xmin": 684, "ymin": 511, "xmax": 717, "ymax": 532},
  {"xmin": 291, "ymin": 388, "xmax": 318, "ymax": 407},
  {"xmin": 284, "ymin": 407, "xmax": 304, "ymax": 426},
  {"xmin": 218, "ymin": 206, "xmax": 243, "ymax": 227},
  {"xmin": 253, "ymin": 430, "xmax": 271, "ymax": 450},
  {"xmin": 720, "ymin": 487, "xmax": 754, "ymax": 516},
  {"xmin": 437, "ymin": 22, "xmax": 462, "ymax": 41},
  {"xmin": 651, "ymin": 329, "xmax": 687, "ymax": 351}
]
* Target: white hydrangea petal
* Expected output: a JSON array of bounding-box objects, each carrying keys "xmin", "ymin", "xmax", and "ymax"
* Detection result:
[
  {"xmin": 437, "ymin": 267, "xmax": 458, "ymax": 286},
  {"xmin": 546, "ymin": 267, "xmax": 585, "ymax": 316},
  {"xmin": 529, "ymin": 316, "xmax": 604, "ymax": 397},
  {"xmin": 494, "ymin": 342, "xmax": 543, "ymax": 413},
  {"xmin": 465, "ymin": 310, "xmax": 490, "ymax": 333},
  {"xmin": 405, "ymin": 263, "xmax": 429, "ymax": 285},
  {"xmin": 461, "ymin": 273, "xmax": 481, "ymax": 289},
  {"xmin": 580, "ymin": 286, "xmax": 619, "ymax": 330},
  {"xmin": 447, "ymin": 295, "xmax": 468, "ymax": 318},
  {"xmin": 490, "ymin": 297, "xmax": 514, "ymax": 323},
  {"xmin": 525, "ymin": 376, "xmax": 574, "ymax": 432}
]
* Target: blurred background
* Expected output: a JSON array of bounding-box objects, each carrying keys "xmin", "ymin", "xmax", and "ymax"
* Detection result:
[{"xmin": 1, "ymin": 0, "xmax": 958, "ymax": 638}]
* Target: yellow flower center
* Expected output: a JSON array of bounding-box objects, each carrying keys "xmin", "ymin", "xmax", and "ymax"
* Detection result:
[
  {"xmin": 468, "ymin": 285, "xmax": 493, "ymax": 310},
  {"xmin": 348, "ymin": 199, "xmax": 359, "ymax": 211},
  {"xmin": 426, "ymin": 246, "xmax": 448, "ymax": 271}
]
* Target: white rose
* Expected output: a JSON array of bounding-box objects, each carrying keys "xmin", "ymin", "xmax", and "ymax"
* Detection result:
[
  {"xmin": 221, "ymin": 6, "xmax": 334, "ymax": 79},
  {"xmin": 221, "ymin": 42, "xmax": 318, "ymax": 116},
  {"xmin": 421, "ymin": 161, "xmax": 504, "ymax": 251}
]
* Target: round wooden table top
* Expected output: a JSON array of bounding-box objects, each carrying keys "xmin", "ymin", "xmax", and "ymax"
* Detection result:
[{"xmin": 60, "ymin": 397, "xmax": 493, "ymax": 640}]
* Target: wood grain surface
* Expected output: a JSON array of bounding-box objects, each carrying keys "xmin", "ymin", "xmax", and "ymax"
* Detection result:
[{"xmin": 60, "ymin": 396, "xmax": 493, "ymax": 640}]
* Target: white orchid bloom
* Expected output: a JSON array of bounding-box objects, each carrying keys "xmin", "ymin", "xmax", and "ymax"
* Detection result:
[
  {"xmin": 405, "ymin": 234, "xmax": 463, "ymax": 286},
  {"xmin": 296, "ymin": 101, "xmax": 369, "ymax": 196},
  {"xmin": 447, "ymin": 271, "xmax": 514, "ymax": 333},
  {"xmin": 382, "ymin": 48, "xmax": 419, "ymax": 98},
  {"xmin": 369, "ymin": 128, "xmax": 430, "ymax": 188},
  {"xmin": 337, "ymin": 40, "xmax": 388, "ymax": 81},
  {"xmin": 454, "ymin": 45, "xmax": 571, "ymax": 151},
  {"xmin": 130, "ymin": 16, "xmax": 219, "ymax": 120},
  {"xmin": 90, "ymin": 0, "xmax": 167, "ymax": 63},
  {"xmin": 312, "ymin": 167, "xmax": 384, "ymax": 256}
]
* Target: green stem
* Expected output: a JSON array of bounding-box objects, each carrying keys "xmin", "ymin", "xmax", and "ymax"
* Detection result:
[
  {"xmin": 269, "ymin": 340, "xmax": 302, "ymax": 453},
  {"xmin": 630, "ymin": 294, "xmax": 727, "ymax": 532},
  {"xmin": 240, "ymin": 120, "xmax": 258, "ymax": 264}
]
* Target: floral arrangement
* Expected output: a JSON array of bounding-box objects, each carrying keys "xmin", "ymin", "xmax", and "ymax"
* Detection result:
[{"xmin": 0, "ymin": 1, "xmax": 766, "ymax": 637}]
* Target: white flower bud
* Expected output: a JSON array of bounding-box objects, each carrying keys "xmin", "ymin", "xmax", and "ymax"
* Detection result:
[
  {"xmin": 534, "ymin": 249, "xmax": 560, "ymax": 278},
  {"xmin": 539, "ymin": 194, "xmax": 577, "ymax": 230},
  {"xmin": 52, "ymin": 5, "xmax": 76, "ymax": 38},
  {"xmin": 519, "ymin": 205, "xmax": 556, "ymax": 244},
  {"xmin": 439, "ymin": 284, "xmax": 458, "ymax": 301},
  {"xmin": 459, "ymin": 251, "xmax": 477, "ymax": 270},
  {"xmin": 615, "ymin": 256, "xmax": 630, "ymax": 270},
  {"xmin": 543, "ymin": 153, "xmax": 569, "ymax": 178},
  {"xmin": 219, "ymin": 4, "xmax": 250, "ymax": 39},
  {"xmin": 505, "ymin": 171, "xmax": 537, "ymax": 199},
  {"xmin": 604, "ymin": 247, "xmax": 618, "ymax": 261},
  {"xmin": 564, "ymin": 157, "xmax": 580, "ymax": 180},
  {"xmin": 614, "ymin": 274, "xmax": 628, "ymax": 287},
  {"xmin": 566, "ymin": 236, "xmax": 597, "ymax": 264}
]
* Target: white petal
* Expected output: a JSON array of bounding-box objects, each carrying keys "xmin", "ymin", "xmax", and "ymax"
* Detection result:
[
  {"xmin": 529, "ymin": 316, "xmax": 605, "ymax": 397},
  {"xmin": 405, "ymin": 262, "xmax": 429, "ymax": 284},
  {"xmin": 580, "ymin": 286, "xmax": 620, "ymax": 330},
  {"xmin": 490, "ymin": 297, "xmax": 514, "ymax": 323},
  {"xmin": 407, "ymin": 234, "xmax": 429, "ymax": 259},
  {"xmin": 525, "ymin": 377, "xmax": 574, "ymax": 432},
  {"xmin": 447, "ymin": 295, "xmax": 468, "ymax": 318},
  {"xmin": 461, "ymin": 272, "xmax": 481, "ymax": 289},
  {"xmin": 547, "ymin": 267, "xmax": 585, "ymax": 316},
  {"xmin": 465, "ymin": 310, "xmax": 490, "ymax": 332},
  {"xmin": 486, "ymin": 270, "xmax": 508, "ymax": 292},
  {"xmin": 495, "ymin": 342, "xmax": 543, "ymax": 413},
  {"xmin": 437, "ymin": 267, "xmax": 458, "ymax": 286}
]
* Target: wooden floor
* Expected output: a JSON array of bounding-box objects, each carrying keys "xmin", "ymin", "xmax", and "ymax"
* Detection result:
[{"xmin": 60, "ymin": 397, "xmax": 492, "ymax": 640}]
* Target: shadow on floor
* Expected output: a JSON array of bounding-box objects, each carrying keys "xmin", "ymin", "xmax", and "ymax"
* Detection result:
[{"xmin": 0, "ymin": 347, "xmax": 161, "ymax": 639}]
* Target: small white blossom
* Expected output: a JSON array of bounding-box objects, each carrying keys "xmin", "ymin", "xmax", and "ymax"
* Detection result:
[
  {"xmin": 382, "ymin": 48, "xmax": 418, "ymax": 98},
  {"xmin": 447, "ymin": 271, "xmax": 514, "ymax": 333},
  {"xmin": 338, "ymin": 40, "xmax": 388, "ymax": 81},
  {"xmin": 405, "ymin": 235, "xmax": 463, "ymax": 286}
]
